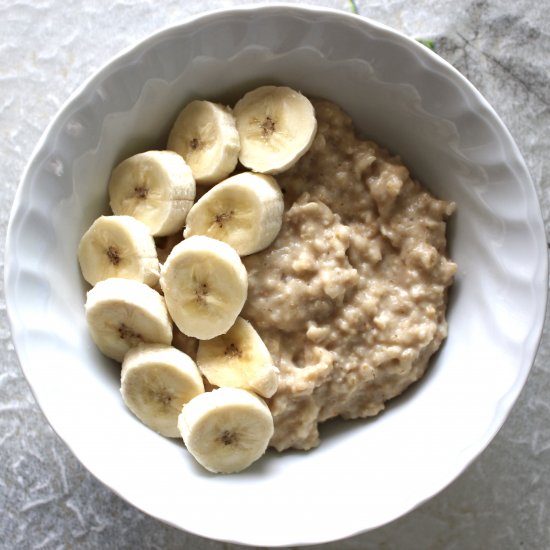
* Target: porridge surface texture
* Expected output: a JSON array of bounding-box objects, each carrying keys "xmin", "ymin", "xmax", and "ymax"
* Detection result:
[{"xmin": 243, "ymin": 100, "xmax": 457, "ymax": 451}]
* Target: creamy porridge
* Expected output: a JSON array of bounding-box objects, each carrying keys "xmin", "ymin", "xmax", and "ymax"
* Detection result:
[{"xmin": 243, "ymin": 100, "xmax": 456, "ymax": 451}]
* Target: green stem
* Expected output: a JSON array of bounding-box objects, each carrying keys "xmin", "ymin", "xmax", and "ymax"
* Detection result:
[{"xmin": 416, "ymin": 38, "xmax": 435, "ymax": 50}]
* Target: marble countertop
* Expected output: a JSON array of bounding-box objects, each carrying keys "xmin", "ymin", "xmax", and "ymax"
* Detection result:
[{"xmin": 1, "ymin": 1, "xmax": 549, "ymax": 548}]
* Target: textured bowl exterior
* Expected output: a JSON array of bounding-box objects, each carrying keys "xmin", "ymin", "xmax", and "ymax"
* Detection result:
[{"xmin": 5, "ymin": 4, "xmax": 547, "ymax": 546}]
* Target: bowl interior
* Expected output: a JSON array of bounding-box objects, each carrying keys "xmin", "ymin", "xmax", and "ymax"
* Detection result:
[{"xmin": 6, "ymin": 5, "xmax": 547, "ymax": 546}]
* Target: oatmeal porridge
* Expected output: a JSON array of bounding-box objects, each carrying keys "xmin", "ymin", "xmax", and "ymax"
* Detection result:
[{"xmin": 242, "ymin": 99, "xmax": 456, "ymax": 451}]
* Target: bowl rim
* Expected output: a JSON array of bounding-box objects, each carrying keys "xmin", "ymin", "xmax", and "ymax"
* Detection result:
[{"xmin": 5, "ymin": 2, "xmax": 549, "ymax": 546}]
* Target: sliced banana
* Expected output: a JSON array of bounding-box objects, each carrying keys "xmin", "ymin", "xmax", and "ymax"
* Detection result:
[
  {"xmin": 160, "ymin": 235, "xmax": 248, "ymax": 340},
  {"xmin": 178, "ymin": 387, "xmax": 274, "ymax": 474},
  {"xmin": 197, "ymin": 317, "xmax": 279, "ymax": 398},
  {"xmin": 167, "ymin": 100, "xmax": 240, "ymax": 185},
  {"xmin": 183, "ymin": 171, "xmax": 284, "ymax": 256},
  {"xmin": 233, "ymin": 85, "xmax": 317, "ymax": 174},
  {"xmin": 109, "ymin": 150, "xmax": 196, "ymax": 237},
  {"xmin": 121, "ymin": 344, "xmax": 204, "ymax": 437},
  {"xmin": 85, "ymin": 278, "xmax": 173, "ymax": 362},
  {"xmin": 78, "ymin": 215, "xmax": 159, "ymax": 287}
]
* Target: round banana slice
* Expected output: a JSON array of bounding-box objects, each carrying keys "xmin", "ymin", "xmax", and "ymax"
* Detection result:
[
  {"xmin": 233, "ymin": 85, "xmax": 317, "ymax": 174},
  {"xmin": 183, "ymin": 171, "xmax": 284, "ymax": 256},
  {"xmin": 121, "ymin": 344, "xmax": 204, "ymax": 437},
  {"xmin": 85, "ymin": 278, "xmax": 173, "ymax": 362},
  {"xmin": 178, "ymin": 387, "xmax": 274, "ymax": 474},
  {"xmin": 197, "ymin": 317, "xmax": 279, "ymax": 398},
  {"xmin": 78, "ymin": 215, "xmax": 159, "ymax": 287},
  {"xmin": 167, "ymin": 100, "xmax": 240, "ymax": 185},
  {"xmin": 109, "ymin": 150, "xmax": 196, "ymax": 237},
  {"xmin": 160, "ymin": 235, "xmax": 248, "ymax": 340}
]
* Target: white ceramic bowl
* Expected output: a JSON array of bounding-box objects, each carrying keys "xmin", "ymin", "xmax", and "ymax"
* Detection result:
[{"xmin": 6, "ymin": 4, "xmax": 547, "ymax": 546}]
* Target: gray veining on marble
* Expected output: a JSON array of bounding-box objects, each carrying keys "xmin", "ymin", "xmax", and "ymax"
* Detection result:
[{"xmin": 1, "ymin": 1, "xmax": 549, "ymax": 548}]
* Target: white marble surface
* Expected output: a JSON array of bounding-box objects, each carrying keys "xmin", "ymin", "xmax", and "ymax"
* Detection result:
[{"xmin": 1, "ymin": 1, "xmax": 549, "ymax": 548}]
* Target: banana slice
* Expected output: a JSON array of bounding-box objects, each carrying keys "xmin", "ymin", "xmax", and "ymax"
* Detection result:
[
  {"xmin": 109, "ymin": 150, "xmax": 196, "ymax": 237},
  {"xmin": 197, "ymin": 317, "xmax": 279, "ymax": 398},
  {"xmin": 167, "ymin": 100, "xmax": 240, "ymax": 185},
  {"xmin": 85, "ymin": 278, "xmax": 173, "ymax": 362},
  {"xmin": 160, "ymin": 235, "xmax": 248, "ymax": 340},
  {"xmin": 121, "ymin": 344, "xmax": 204, "ymax": 437},
  {"xmin": 233, "ymin": 85, "xmax": 317, "ymax": 174},
  {"xmin": 78, "ymin": 215, "xmax": 159, "ymax": 287},
  {"xmin": 178, "ymin": 387, "xmax": 274, "ymax": 474},
  {"xmin": 183, "ymin": 171, "xmax": 284, "ymax": 256}
]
